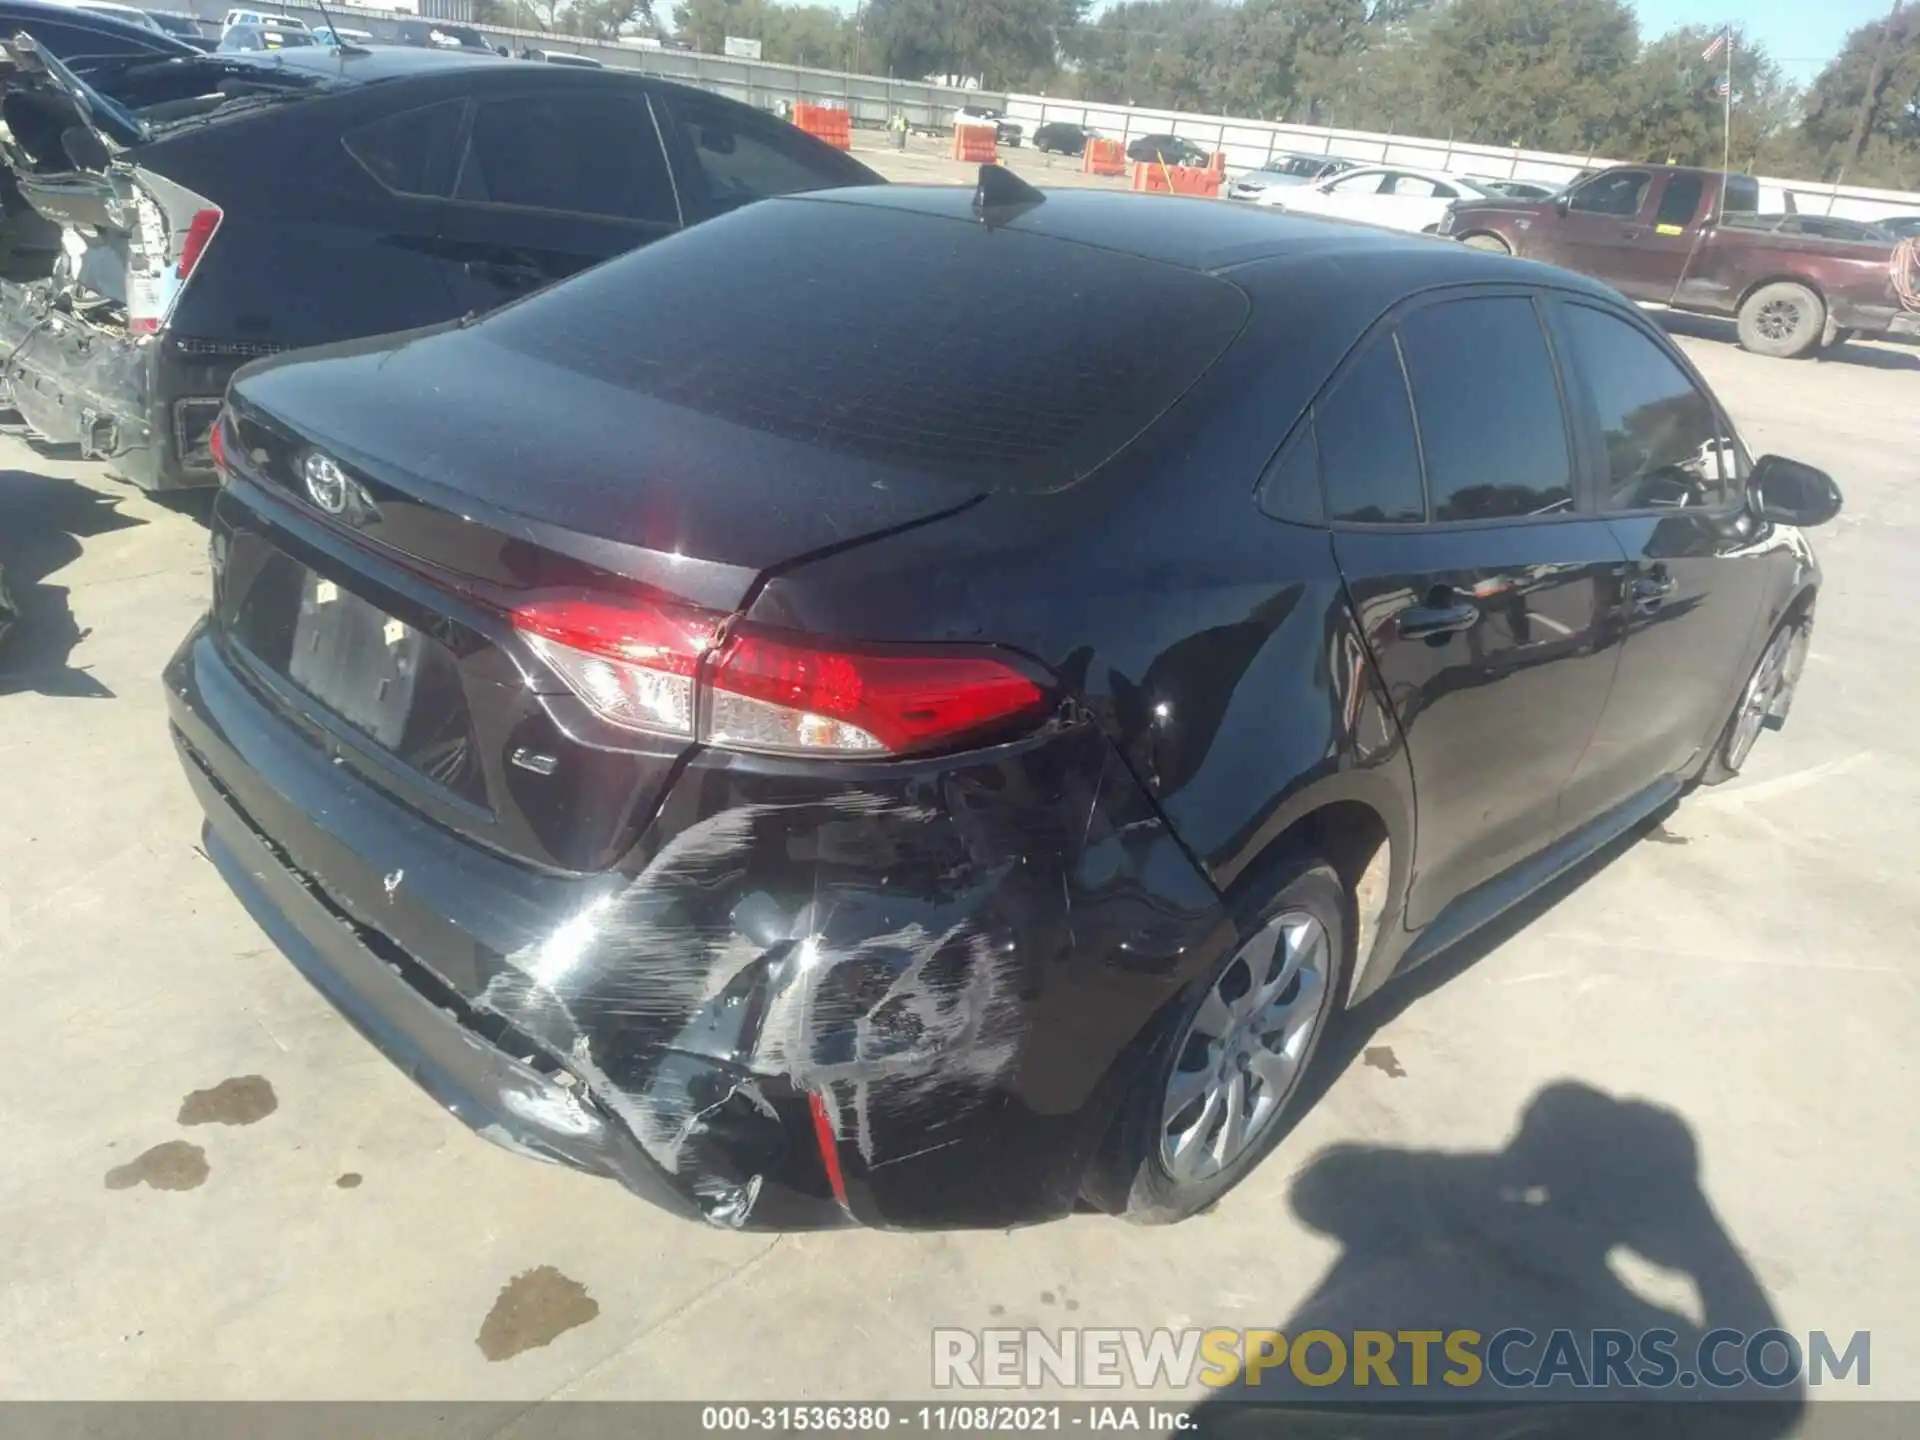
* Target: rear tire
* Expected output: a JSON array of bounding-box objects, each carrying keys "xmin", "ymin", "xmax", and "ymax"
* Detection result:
[
  {"xmin": 1086, "ymin": 857, "xmax": 1347, "ymax": 1224},
  {"xmin": 1460, "ymin": 233, "xmax": 1512, "ymax": 254},
  {"xmin": 1736, "ymin": 281, "xmax": 1824, "ymax": 359}
]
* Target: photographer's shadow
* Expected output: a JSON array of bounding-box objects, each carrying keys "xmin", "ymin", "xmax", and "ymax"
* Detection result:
[{"xmin": 1193, "ymin": 1081, "xmax": 1804, "ymax": 1438}]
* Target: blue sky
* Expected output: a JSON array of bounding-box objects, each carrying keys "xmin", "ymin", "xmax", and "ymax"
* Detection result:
[{"xmin": 1630, "ymin": 0, "xmax": 1890, "ymax": 80}]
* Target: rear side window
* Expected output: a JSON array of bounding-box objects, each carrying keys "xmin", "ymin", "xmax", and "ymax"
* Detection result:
[
  {"xmin": 344, "ymin": 100, "xmax": 467, "ymax": 198},
  {"xmin": 478, "ymin": 198, "xmax": 1248, "ymax": 491},
  {"xmin": 1656, "ymin": 175, "xmax": 1705, "ymax": 228},
  {"xmin": 1722, "ymin": 176, "xmax": 1760, "ymax": 214},
  {"xmin": 1316, "ymin": 338, "xmax": 1424, "ymax": 524},
  {"xmin": 659, "ymin": 91, "xmax": 868, "ymax": 216},
  {"xmin": 454, "ymin": 93, "xmax": 677, "ymax": 223},
  {"xmin": 20, "ymin": 18, "xmax": 168, "ymax": 60},
  {"xmin": 1396, "ymin": 296, "xmax": 1574, "ymax": 522},
  {"xmin": 1257, "ymin": 421, "xmax": 1324, "ymax": 527},
  {"xmin": 1560, "ymin": 304, "xmax": 1742, "ymax": 511}
]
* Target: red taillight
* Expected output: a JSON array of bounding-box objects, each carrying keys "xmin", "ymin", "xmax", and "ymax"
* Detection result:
[
  {"xmin": 808, "ymin": 1091, "xmax": 849, "ymax": 1209},
  {"xmin": 709, "ymin": 630, "xmax": 1043, "ymax": 755},
  {"xmin": 207, "ymin": 409, "xmax": 230, "ymax": 475},
  {"xmin": 512, "ymin": 594, "xmax": 721, "ymax": 739},
  {"xmin": 509, "ymin": 594, "xmax": 1047, "ymax": 757},
  {"xmin": 176, "ymin": 207, "xmax": 222, "ymax": 282}
]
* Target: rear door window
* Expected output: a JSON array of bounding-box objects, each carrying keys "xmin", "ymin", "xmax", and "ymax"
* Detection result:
[
  {"xmin": 453, "ymin": 92, "xmax": 678, "ymax": 223},
  {"xmin": 1655, "ymin": 175, "xmax": 1706, "ymax": 228},
  {"xmin": 1722, "ymin": 176, "xmax": 1760, "ymax": 214},
  {"xmin": 657, "ymin": 90, "xmax": 870, "ymax": 216},
  {"xmin": 1396, "ymin": 296, "xmax": 1575, "ymax": 522},
  {"xmin": 1316, "ymin": 337, "xmax": 1425, "ymax": 524}
]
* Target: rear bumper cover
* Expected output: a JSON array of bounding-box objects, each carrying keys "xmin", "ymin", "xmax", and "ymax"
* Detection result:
[
  {"xmin": 0, "ymin": 281, "xmax": 235, "ymax": 491},
  {"xmin": 165, "ymin": 617, "xmax": 1230, "ymax": 1229}
]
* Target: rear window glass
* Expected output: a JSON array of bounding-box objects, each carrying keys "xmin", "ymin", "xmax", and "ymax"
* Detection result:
[
  {"xmin": 1723, "ymin": 176, "xmax": 1760, "ymax": 213},
  {"xmin": 478, "ymin": 198, "xmax": 1249, "ymax": 492}
]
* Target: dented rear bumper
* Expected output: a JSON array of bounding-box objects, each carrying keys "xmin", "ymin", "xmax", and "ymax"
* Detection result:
[
  {"xmin": 0, "ymin": 280, "xmax": 235, "ymax": 491},
  {"xmin": 165, "ymin": 616, "xmax": 1230, "ymax": 1230}
]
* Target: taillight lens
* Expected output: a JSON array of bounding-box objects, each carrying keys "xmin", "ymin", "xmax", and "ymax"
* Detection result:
[
  {"xmin": 176, "ymin": 207, "xmax": 222, "ymax": 281},
  {"xmin": 207, "ymin": 408, "xmax": 230, "ymax": 475},
  {"xmin": 513, "ymin": 595, "xmax": 720, "ymax": 739},
  {"xmin": 511, "ymin": 595, "xmax": 1047, "ymax": 757}
]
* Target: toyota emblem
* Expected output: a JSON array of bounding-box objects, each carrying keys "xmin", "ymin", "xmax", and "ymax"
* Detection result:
[{"xmin": 301, "ymin": 451, "xmax": 351, "ymax": 514}]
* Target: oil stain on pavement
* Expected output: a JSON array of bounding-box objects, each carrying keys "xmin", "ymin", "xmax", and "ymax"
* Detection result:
[
  {"xmin": 335, "ymin": 1172, "xmax": 363, "ymax": 1189},
  {"xmin": 177, "ymin": 1075, "xmax": 277, "ymax": 1126},
  {"xmin": 477, "ymin": 1266, "xmax": 600, "ymax": 1361},
  {"xmin": 105, "ymin": 1141, "xmax": 208, "ymax": 1191}
]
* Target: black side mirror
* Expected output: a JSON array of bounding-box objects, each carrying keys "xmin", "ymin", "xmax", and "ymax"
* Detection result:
[
  {"xmin": 1751, "ymin": 455, "xmax": 1842, "ymax": 528},
  {"xmin": 1553, "ymin": 192, "xmax": 1572, "ymax": 216}
]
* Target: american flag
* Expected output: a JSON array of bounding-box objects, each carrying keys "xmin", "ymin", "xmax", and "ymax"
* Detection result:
[
  {"xmin": 1712, "ymin": 78, "xmax": 1731, "ymax": 98},
  {"xmin": 1702, "ymin": 27, "xmax": 1730, "ymax": 62}
]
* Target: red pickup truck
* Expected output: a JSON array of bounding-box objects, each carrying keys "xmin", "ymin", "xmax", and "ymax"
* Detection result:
[{"xmin": 1440, "ymin": 164, "xmax": 1920, "ymax": 358}]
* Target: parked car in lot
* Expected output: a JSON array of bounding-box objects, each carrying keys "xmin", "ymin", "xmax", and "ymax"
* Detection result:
[
  {"xmin": 393, "ymin": 19, "xmax": 499, "ymax": 54},
  {"xmin": 218, "ymin": 20, "xmax": 315, "ymax": 49},
  {"xmin": 142, "ymin": 10, "xmax": 216, "ymax": 47},
  {"xmin": 520, "ymin": 47, "xmax": 602, "ymax": 66},
  {"xmin": 1261, "ymin": 164, "xmax": 1498, "ymax": 233},
  {"xmin": 1031, "ymin": 120, "xmax": 1098, "ymax": 156},
  {"xmin": 1725, "ymin": 212, "xmax": 1896, "ymax": 243},
  {"xmin": 218, "ymin": 7, "xmax": 307, "ymax": 36},
  {"xmin": 1441, "ymin": 164, "xmax": 1920, "ymax": 357},
  {"xmin": 1467, "ymin": 176, "xmax": 1557, "ymax": 201},
  {"xmin": 309, "ymin": 22, "xmax": 374, "ymax": 47},
  {"xmin": 171, "ymin": 186, "xmax": 1838, "ymax": 1230},
  {"xmin": 952, "ymin": 104, "xmax": 1022, "ymax": 147},
  {"xmin": 1126, "ymin": 133, "xmax": 1210, "ymax": 166},
  {"xmin": 1226, "ymin": 152, "xmax": 1354, "ymax": 201},
  {"xmin": 0, "ymin": 41, "xmax": 877, "ymax": 491},
  {"xmin": 0, "ymin": 0, "xmax": 202, "ymax": 264}
]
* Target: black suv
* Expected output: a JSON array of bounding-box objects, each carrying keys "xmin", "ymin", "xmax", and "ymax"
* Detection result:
[{"xmin": 0, "ymin": 43, "xmax": 875, "ymax": 491}]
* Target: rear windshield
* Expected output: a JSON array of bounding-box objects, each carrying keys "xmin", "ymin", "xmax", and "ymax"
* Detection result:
[{"xmin": 479, "ymin": 197, "xmax": 1249, "ymax": 492}]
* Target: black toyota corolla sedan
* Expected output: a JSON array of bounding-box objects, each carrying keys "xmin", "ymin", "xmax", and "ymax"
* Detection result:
[{"xmin": 167, "ymin": 180, "xmax": 1840, "ymax": 1231}]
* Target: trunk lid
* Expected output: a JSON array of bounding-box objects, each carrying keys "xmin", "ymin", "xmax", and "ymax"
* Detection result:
[
  {"xmin": 226, "ymin": 325, "xmax": 989, "ymax": 612},
  {"xmin": 214, "ymin": 327, "xmax": 989, "ymax": 874}
]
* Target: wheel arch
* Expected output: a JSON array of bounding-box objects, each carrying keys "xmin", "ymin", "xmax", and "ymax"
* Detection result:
[
  {"xmin": 1218, "ymin": 769, "xmax": 1415, "ymax": 1012},
  {"xmin": 1736, "ymin": 271, "xmax": 1828, "ymax": 314}
]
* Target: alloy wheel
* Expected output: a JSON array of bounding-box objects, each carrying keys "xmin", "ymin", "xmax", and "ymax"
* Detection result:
[
  {"xmin": 1158, "ymin": 911, "xmax": 1333, "ymax": 1184},
  {"xmin": 1726, "ymin": 626, "xmax": 1796, "ymax": 771},
  {"xmin": 1756, "ymin": 298, "xmax": 1804, "ymax": 344}
]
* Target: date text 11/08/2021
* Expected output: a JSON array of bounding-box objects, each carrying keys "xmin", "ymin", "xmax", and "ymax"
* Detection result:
[{"xmin": 701, "ymin": 1407, "xmax": 1182, "ymax": 1431}]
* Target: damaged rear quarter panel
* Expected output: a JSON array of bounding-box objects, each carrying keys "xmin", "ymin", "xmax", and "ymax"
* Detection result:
[{"xmin": 467, "ymin": 722, "xmax": 1228, "ymax": 1228}]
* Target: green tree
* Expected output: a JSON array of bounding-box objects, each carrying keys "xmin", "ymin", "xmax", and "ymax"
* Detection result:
[
  {"xmin": 1423, "ymin": 0, "xmax": 1637, "ymax": 152},
  {"xmin": 861, "ymin": 0, "xmax": 1082, "ymax": 86},
  {"xmin": 1799, "ymin": 5, "xmax": 1920, "ymax": 185}
]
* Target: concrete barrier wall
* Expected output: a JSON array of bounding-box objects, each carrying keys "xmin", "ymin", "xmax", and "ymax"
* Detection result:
[{"xmin": 1003, "ymin": 94, "xmax": 1920, "ymax": 223}]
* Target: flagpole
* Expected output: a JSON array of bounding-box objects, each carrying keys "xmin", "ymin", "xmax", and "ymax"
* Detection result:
[{"xmin": 1722, "ymin": 25, "xmax": 1733, "ymax": 201}]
